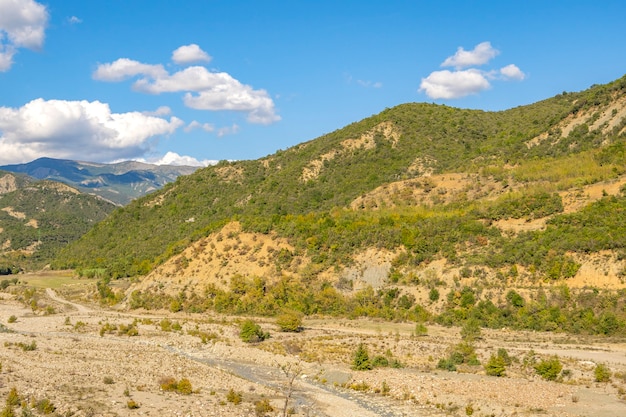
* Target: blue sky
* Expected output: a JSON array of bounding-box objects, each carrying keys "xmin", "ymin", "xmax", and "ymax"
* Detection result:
[{"xmin": 1, "ymin": 0, "xmax": 625, "ymax": 166}]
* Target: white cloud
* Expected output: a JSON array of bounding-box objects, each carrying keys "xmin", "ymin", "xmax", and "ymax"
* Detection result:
[
  {"xmin": 93, "ymin": 48, "xmax": 280, "ymax": 125},
  {"xmin": 441, "ymin": 41, "xmax": 499, "ymax": 69},
  {"xmin": 419, "ymin": 69, "xmax": 491, "ymax": 99},
  {"xmin": 137, "ymin": 151, "xmax": 217, "ymax": 167},
  {"xmin": 172, "ymin": 44, "xmax": 211, "ymax": 64},
  {"xmin": 68, "ymin": 16, "xmax": 82, "ymax": 24},
  {"xmin": 217, "ymin": 123, "xmax": 240, "ymax": 137},
  {"xmin": 0, "ymin": 98, "xmax": 183, "ymax": 164},
  {"xmin": 420, "ymin": 41, "xmax": 525, "ymax": 100},
  {"xmin": 93, "ymin": 58, "xmax": 167, "ymax": 82},
  {"xmin": 500, "ymin": 64, "xmax": 526, "ymax": 81},
  {"xmin": 184, "ymin": 120, "xmax": 215, "ymax": 133},
  {"xmin": 143, "ymin": 106, "xmax": 172, "ymax": 116},
  {"xmin": 0, "ymin": 0, "xmax": 48, "ymax": 71}
]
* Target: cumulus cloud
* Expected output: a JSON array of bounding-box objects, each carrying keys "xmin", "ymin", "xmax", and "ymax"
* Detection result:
[
  {"xmin": 93, "ymin": 58, "xmax": 167, "ymax": 82},
  {"xmin": 441, "ymin": 41, "xmax": 499, "ymax": 69},
  {"xmin": 137, "ymin": 151, "xmax": 217, "ymax": 167},
  {"xmin": 0, "ymin": 99, "xmax": 183, "ymax": 164},
  {"xmin": 500, "ymin": 64, "xmax": 526, "ymax": 81},
  {"xmin": 67, "ymin": 16, "xmax": 82, "ymax": 24},
  {"xmin": 419, "ymin": 41, "xmax": 525, "ymax": 100},
  {"xmin": 0, "ymin": 0, "xmax": 48, "ymax": 71},
  {"xmin": 172, "ymin": 44, "xmax": 211, "ymax": 64},
  {"xmin": 93, "ymin": 47, "xmax": 280, "ymax": 125},
  {"xmin": 184, "ymin": 120, "xmax": 215, "ymax": 133},
  {"xmin": 419, "ymin": 69, "xmax": 490, "ymax": 99}
]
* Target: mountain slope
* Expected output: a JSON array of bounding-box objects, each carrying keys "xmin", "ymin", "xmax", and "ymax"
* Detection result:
[
  {"xmin": 0, "ymin": 158, "xmax": 199, "ymax": 205},
  {"xmin": 0, "ymin": 171, "xmax": 116, "ymax": 270},
  {"xmin": 53, "ymin": 75, "xmax": 626, "ymax": 282}
]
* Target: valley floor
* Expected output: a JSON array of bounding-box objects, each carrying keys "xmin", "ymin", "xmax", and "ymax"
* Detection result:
[{"xmin": 0, "ymin": 286, "xmax": 625, "ymax": 417}]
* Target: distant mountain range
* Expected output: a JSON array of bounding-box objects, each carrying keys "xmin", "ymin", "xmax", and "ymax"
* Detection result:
[{"xmin": 0, "ymin": 157, "xmax": 199, "ymax": 205}]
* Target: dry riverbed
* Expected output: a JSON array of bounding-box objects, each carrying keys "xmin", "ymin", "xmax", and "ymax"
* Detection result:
[{"xmin": 0, "ymin": 287, "xmax": 625, "ymax": 417}]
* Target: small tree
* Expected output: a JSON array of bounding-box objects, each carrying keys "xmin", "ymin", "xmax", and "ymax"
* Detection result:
[
  {"xmin": 429, "ymin": 288, "xmax": 440, "ymax": 302},
  {"xmin": 278, "ymin": 362, "xmax": 302, "ymax": 417},
  {"xmin": 352, "ymin": 344, "xmax": 372, "ymax": 370},
  {"xmin": 484, "ymin": 354, "xmax": 506, "ymax": 377}
]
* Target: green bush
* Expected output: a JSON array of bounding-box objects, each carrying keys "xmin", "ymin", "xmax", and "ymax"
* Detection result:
[
  {"xmin": 415, "ymin": 323, "xmax": 428, "ymax": 336},
  {"xmin": 276, "ymin": 311, "xmax": 303, "ymax": 332},
  {"xmin": 534, "ymin": 357, "xmax": 562, "ymax": 381},
  {"xmin": 239, "ymin": 319, "xmax": 269, "ymax": 343},
  {"xmin": 437, "ymin": 358, "xmax": 457, "ymax": 371},
  {"xmin": 352, "ymin": 344, "xmax": 372, "ymax": 370},
  {"xmin": 594, "ymin": 363, "xmax": 611, "ymax": 382},
  {"xmin": 7, "ymin": 316, "xmax": 16, "ymax": 324},
  {"xmin": 32, "ymin": 398, "xmax": 55, "ymax": 415},
  {"xmin": 484, "ymin": 354, "xmax": 506, "ymax": 377}
]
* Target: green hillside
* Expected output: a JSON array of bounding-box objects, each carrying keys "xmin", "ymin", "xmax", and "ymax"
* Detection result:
[
  {"xmin": 53, "ymin": 75, "xmax": 626, "ymax": 278},
  {"xmin": 0, "ymin": 172, "xmax": 116, "ymax": 271}
]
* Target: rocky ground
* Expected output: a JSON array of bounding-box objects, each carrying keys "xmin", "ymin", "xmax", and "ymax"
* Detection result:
[{"xmin": 0, "ymin": 285, "xmax": 625, "ymax": 417}]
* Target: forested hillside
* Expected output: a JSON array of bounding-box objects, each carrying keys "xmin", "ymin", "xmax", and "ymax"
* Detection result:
[
  {"xmin": 0, "ymin": 171, "xmax": 116, "ymax": 271},
  {"xmin": 54, "ymin": 75, "xmax": 626, "ymax": 278}
]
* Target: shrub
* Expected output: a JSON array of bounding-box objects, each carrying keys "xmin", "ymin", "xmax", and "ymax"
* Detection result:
[
  {"xmin": 254, "ymin": 398, "xmax": 273, "ymax": 416},
  {"xmin": 276, "ymin": 311, "xmax": 303, "ymax": 332},
  {"xmin": 594, "ymin": 363, "xmax": 612, "ymax": 382},
  {"xmin": 0, "ymin": 405, "xmax": 15, "ymax": 417},
  {"xmin": 7, "ymin": 316, "xmax": 16, "ymax": 324},
  {"xmin": 103, "ymin": 376, "xmax": 115, "ymax": 385},
  {"xmin": 239, "ymin": 320, "xmax": 269, "ymax": 343},
  {"xmin": 484, "ymin": 354, "xmax": 506, "ymax": 377},
  {"xmin": 352, "ymin": 344, "xmax": 372, "ymax": 370},
  {"xmin": 460, "ymin": 319, "xmax": 482, "ymax": 342},
  {"xmin": 32, "ymin": 398, "xmax": 55, "ymax": 415},
  {"xmin": 534, "ymin": 357, "xmax": 562, "ymax": 381},
  {"xmin": 6, "ymin": 387, "xmax": 20, "ymax": 406},
  {"xmin": 118, "ymin": 323, "xmax": 138, "ymax": 336},
  {"xmin": 18, "ymin": 341, "xmax": 36, "ymax": 351},
  {"xmin": 415, "ymin": 323, "xmax": 428, "ymax": 336},
  {"xmin": 371, "ymin": 355, "xmax": 389, "ymax": 368},
  {"xmin": 226, "ymin": 388, "xmax": 242, "ymax": 405},
  {"xmin": 159, "ymin": 377, "xmax": 193, "ymax": 394},
  {"xmin": 127, "ymin": 400, "xmax": 140, "ymax": 409},
  {"xmin": 177, "ymin": 378, "xmax": 193, "ymax": 395},
  {"xmin": 437, "ymin": 358, "xmax": 457, "ymax": 371}
]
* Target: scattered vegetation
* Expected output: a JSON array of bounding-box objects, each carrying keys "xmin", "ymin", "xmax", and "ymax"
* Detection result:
[{"xmin": 159, "ymin": 377, "xmax": 194, "ymax": 395}]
